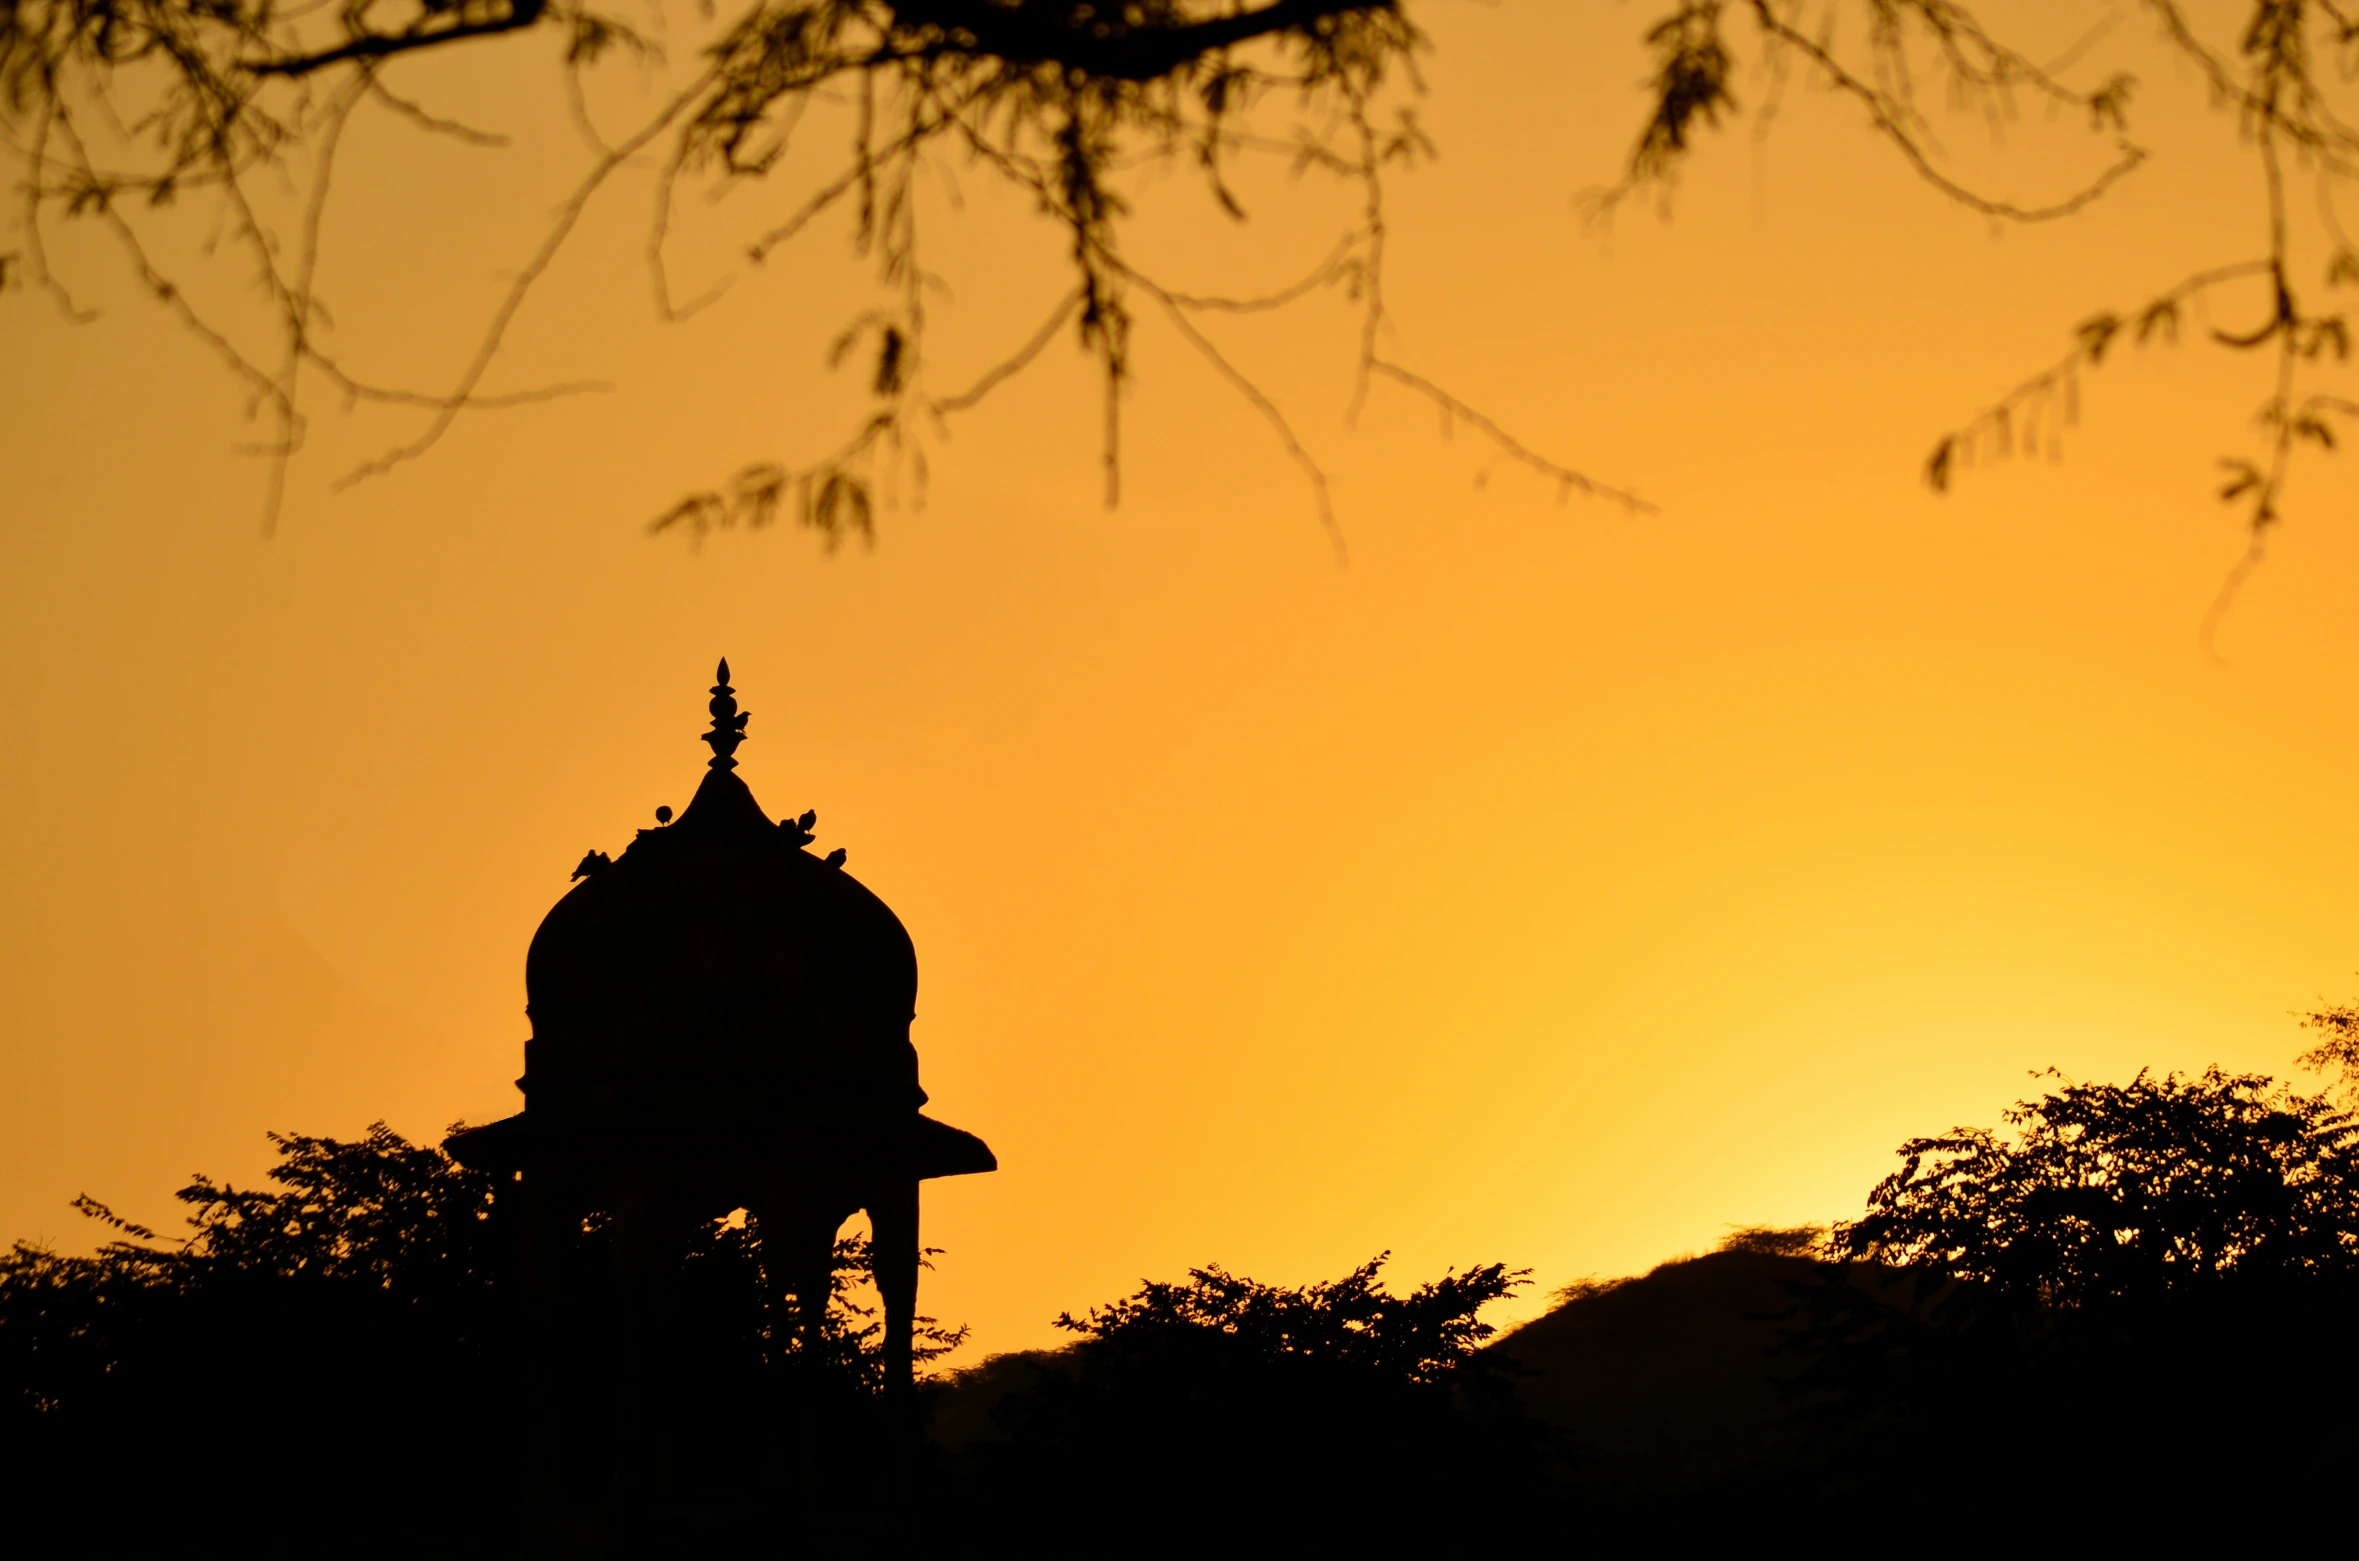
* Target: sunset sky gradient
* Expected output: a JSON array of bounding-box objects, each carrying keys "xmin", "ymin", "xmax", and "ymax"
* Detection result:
[{"xmin": 7, "ymin": 3, "xmax": 2359, "ymax": 1356}]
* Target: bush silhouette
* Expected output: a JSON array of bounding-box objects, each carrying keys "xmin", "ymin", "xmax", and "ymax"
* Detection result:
[
  {"xmin": 1797, "ymin": 1068, "xmax": 2359, "ymax": 1522},
  {"xmin": 0, "ymin": 1124, "xmax": 939, "ymax": 1555},
  {"xmin": 951, "ymin": 1256, "xmax": 1547, "ymax": 1551}
]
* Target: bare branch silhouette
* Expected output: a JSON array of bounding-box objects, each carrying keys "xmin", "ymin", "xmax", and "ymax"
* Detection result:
[
  {"xmin": 45, "ymin": 109, "xmax": 282, "ymax": 413},
  {"xmin": 1594, "ymin": 0, "xmax": 2143, "ymax": 222},
  {"xmin": 1924, "ymin": 261, "xmax": 2275, "ymax": 492},
  {"xmin": 1154, "ymin": 230, "xmax": 1360, "ymax": 316},
  {"xmin": 258, "ymin": 73, "xmax": 369, "ymax": 536},
  {"xmin": 649, "ymin": 139, "xmax": 735, "ymax": 323},
  {"xmin": 20, "ymin": 99, "xmax": 97, "ymax": 323},
  {"xmin": 1368, "ymin": 360, "xmax": 1654, "ymax": 514},
  {"xmin": 336, "ymin": 70, "xmax": 721, "ymax": 490},
  {"xmin": 365, "ymin": 80, "xmax": 512, "ymax": 148},
  {"xmin": 1136, "ymin": 265, "xmax": 1343, "ymax": 558},
  {"xmin": 1743, "ymin": 7, "xmax": 2147, "ymax": 223},
  {"xmin": 15, "ymin": 0, "xmax": 2359, "ymax": 584},
  {"xmin": 248, "ymin": 0, "xmax": 553, "ymax": 78},
  {"xmin": 929, "ymin": 288, "xmax": 1081, "ymax": 419},
  {"xmin": 647, "ymin": 288, "xmax": 1081, "ymax": 546}
]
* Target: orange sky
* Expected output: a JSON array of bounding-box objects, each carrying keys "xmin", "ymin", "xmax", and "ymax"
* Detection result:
[{"xmin": 8, "ymin": 4, "xmax": 2359, "ymax": 1356}]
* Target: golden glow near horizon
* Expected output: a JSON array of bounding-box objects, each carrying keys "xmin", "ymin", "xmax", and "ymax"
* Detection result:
[{"xmin": 8, "ymin": 7, "xmax": 2359, "ymax": 1355}]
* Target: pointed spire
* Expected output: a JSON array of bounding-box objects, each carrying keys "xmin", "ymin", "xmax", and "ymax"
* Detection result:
[{"xmin": 702, "ymin": 658, "xmax": 750, "ymax": 771}]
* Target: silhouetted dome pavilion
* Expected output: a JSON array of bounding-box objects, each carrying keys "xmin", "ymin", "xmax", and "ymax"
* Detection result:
[
  {"xmin": 452, "ymin": 660, "xmax": 992, "ymax": 1181},
  {"xmin": 445, "ymin": 661, "xmax": 992, "ymax": 1541},
  {"xmin": 524, "ymin": 773, "xmax": 921, "ymax": 1126}
]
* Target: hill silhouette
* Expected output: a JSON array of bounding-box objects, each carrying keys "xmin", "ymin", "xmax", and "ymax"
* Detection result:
[
  {"xmin": 1493, "ymin": 1245, "xmax": 1843, "ymax": 1511},
  {"xmin": 925, "ymin": 1241, "xmax": 1839, "ymax": 1489},
  {"xmin": 925, "ymin": 1236, "xmax": 1892, "ymax": 1535},
  {"xmin": 924, "ymin": 1257, "xmax": 1545, "ymax": 1551},
  {"xmin": 932, "ymin": 1219, "xmax": 2359, "ymax": 1539}
]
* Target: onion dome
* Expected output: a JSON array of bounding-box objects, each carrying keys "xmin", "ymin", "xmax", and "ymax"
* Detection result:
[{"xmin": 451, "ymin": 662, "xmax": 992, "ymax": 1181}]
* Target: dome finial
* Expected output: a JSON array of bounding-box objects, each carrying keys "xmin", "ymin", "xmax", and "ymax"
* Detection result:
[{"xmin": 702, "ymin": 658, "xmax": 749, "ymax": 771}]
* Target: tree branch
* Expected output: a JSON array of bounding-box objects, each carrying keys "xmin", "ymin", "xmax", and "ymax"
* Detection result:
[
  {"xmin": 337, "ymin": 68, "xmax": 719, "ymax": 489},
  {"xmin": 885, "ymin": 0, "xmax": 1397, "ymax": 82},
  {"xmin": 246, "ymin": 0, "xmax": 550, "ymax": 78}
]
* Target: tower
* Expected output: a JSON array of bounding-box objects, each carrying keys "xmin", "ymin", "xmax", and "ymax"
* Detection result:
[{"xmin": 447, "ymin": 662, "xmax": 993, "ymax": 1545}]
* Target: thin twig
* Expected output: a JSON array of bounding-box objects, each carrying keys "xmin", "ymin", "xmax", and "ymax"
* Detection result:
[
  {"xmin": 259, "ymin": 72, "xmax": 369, "ymax": 536},
  {"xmin": 1132, "ymin": 266, "xmax": 1344, "ymax": 559},
  {"xmin": 649, "ymin": 136, "xmax": 733, "ymax": 321},
  {"xmin": 338, "ymin": 69, "xmax": 722, "ymax": 490},
  {"xmin": 22, "ymin": 99, "xmax": 97, "ymax": 322},
  {"xmin": 303, "ymin": 350, "xmax": 612, "ymax": 411},
  {"xmin": 2201, "ymin": 85, "xmax": 2300, "ymax": 662},
  {"xmin": 49, "ymin": 108, "xmax": 280, "ymax": 410},
  {"xmin": 1927, "ymin": 260, "xmax": 2275, "ymax": 490},
  {"xmin": 1368, "ymin": 358, "xmax": 1655, "ymax": 513},
  {"xmin": 563, "ymin": 54, "xmax": 619, "ymax": 158},
  {"xmin": 1157, "ymin": 230, "xmax": 1360, "ymax": 315},
  {"xmin": 367, "ymin": 80, "xmax": 511, "ymax": 147},
  {"xmin": 747, "ymin": 96, "xmax": 969, "ymax": 263},
  {"xmin": 1344, "ymin": 95, "xmax": 1385, "ymax": 426},
  {"xmin": 928, "ymin": 289, "xmax": 1084, "ymax": 419},
  {"xmin": 1750, "ymin": 4, "xmax": 2148, "ymax": 223}
]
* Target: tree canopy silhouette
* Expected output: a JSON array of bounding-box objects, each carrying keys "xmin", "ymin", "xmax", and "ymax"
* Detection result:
[
  {"xmin": 11, "ymin": 1082, "xmax": 2359, "ymax": 1540},
  {"xmin": 0, "ymin": 1125, "xmax": 515, "ymax": 1553},
  {"xmin": 957, "ymin": 1254, "xmax": 1548, "ymax": 1549},
  {"xmin": 0, "ymin": 1122, "xmax": 959, "ymax": 1554},
  {"xmin": 1835, "ymin": 1065, "xmax": 2359, "ymax": 1307},
  {"xmin": 2, "ymin": 1121, "xmax": 1545, "ymax": 1548},
  {"xmin": 2298, "ymin": 988, "xmax": 2359, "ymax": 1106},
  {"xmin": 1798, "ymin": 1065, "xmax": 2359, "ymax": 1520},
  {"xmin": 9, "ymin": 2, "xmax": 2359, "ymax": 577}
]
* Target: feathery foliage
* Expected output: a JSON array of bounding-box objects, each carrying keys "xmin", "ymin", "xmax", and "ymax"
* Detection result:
[
  {"xmin": 0, "ymin": 1121, "xmax": 953, "ymax": 1552},
  {"xmin": 1835, "ymin": 1066, "xmax": 2359, "ymax": 1310},
  {"xmin": 971, "ymin": 1254, "xmax": 1546, "ymax": 1548}
]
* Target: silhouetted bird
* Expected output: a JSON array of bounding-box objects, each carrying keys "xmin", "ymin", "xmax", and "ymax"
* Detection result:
[{"xmin": 656, "ymin": 805, "xmax": 673, "ymax": 824}]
